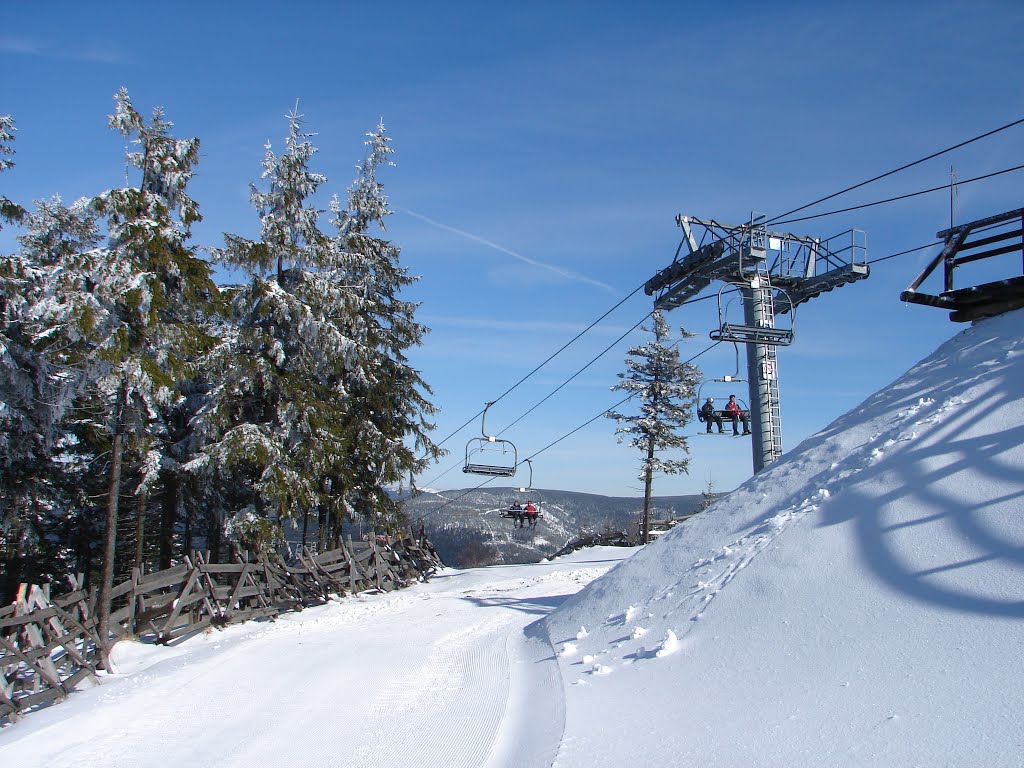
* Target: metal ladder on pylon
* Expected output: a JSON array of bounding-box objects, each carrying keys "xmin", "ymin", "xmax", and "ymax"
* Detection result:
[
  {"xmin": 761, "ymin": 343, "xmax": 783, "ymax": 462},
  {"xmin": 754, "ymin": 266, "xmax": 784, "ymax": 464}
]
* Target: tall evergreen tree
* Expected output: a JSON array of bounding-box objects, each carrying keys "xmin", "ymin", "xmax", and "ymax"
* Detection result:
[
  {"xmin": 0, "ymin": 195, "xmax": 101, "ymax": 598},
  {"xmin": 606, "ymin": 310, "xmax": 700, "ymax": 543},
  {"xmin": 86, "ymin": 88, "xmax": 218, "ymax": 664},
  {"xmin": 208, "ymin": 106, "xmax": 354, "ymax": 550},
  {"xmin": 330, "ymin": 120, "xmax": 444, "ymax": 533}
]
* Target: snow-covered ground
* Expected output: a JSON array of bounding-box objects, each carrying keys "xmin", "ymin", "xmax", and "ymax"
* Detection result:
[
  {"xmin": 0, "ymin": 549, "xmax": 630, "ymax": 768},
  {"xmin": 2, "ymin": 308, "xmax": 1022, "ymax": 767}
]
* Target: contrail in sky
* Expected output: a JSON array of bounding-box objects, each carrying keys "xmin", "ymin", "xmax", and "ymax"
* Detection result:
[{"xmin": 401, "ymin": 208, "xmax": 616, "ymax": 293}]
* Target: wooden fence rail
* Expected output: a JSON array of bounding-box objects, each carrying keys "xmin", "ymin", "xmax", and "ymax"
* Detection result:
[{"xmin": 0, "ymin": 531, "xmax": 442, "ymax": 724}]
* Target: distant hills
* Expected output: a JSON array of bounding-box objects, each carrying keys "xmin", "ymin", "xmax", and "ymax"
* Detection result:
[{"xmin": 403, "ymin": 487, "xmax": 705, "ymax": 567}]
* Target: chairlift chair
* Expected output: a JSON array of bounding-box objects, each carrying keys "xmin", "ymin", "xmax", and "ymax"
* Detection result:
[
  {"xmin": 498, "ymin": 459, "xmax": 543, "ymax": 527},
  {"xmin": 708, "ymin": 282, "xmax": 795, "ymax": 346},
  {"xmin": 696, "ymin": 373, "xmax": 752, "ymax": 437},
  {"xmin": 463, "ymin": 402, "xmax": 518, "ymax": 477}
]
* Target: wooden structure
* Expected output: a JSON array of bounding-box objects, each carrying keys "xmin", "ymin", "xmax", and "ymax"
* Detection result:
[
  {"xmin": 0, "ymin": 531, "xmax": 442, "ymax": 724},
  {"xmin": 901, "ymin": 207, "xmax": 1024, "ymax": 322},
  {"xmin": 0, "ymin": 578, "xmax": 98, "ymax": 723}
]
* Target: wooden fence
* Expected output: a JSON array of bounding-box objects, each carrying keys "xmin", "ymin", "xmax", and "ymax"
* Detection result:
[{"xmin": 0, "ymin": 531, "xmax": 442, "ymax": 724}]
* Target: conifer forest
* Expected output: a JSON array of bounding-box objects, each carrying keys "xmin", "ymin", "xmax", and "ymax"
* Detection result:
[{"xmin": 0, "ymin": 90, "xmax": 444, "ymax": 604}]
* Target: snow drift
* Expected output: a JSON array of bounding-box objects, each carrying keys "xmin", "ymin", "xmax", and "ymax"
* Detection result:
[{"xmin": 543, "ymin": 308, "xmax": 1024, "ymax": 767}]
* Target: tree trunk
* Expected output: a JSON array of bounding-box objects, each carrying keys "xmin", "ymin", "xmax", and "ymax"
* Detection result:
[
  {"xmin": 641, "ymin": 438, "xmax": 655, "ymax": 545},
  {"xmin": 97, "ymin": 382, "xmax": 128, "ymax": 670},
  {"xmin": 182, "ymin": 489, "xmax": 192, "ymax": 561},
  {"xmin": 317, "ymin": 504, "xmax": 328, "ymax": 552},
  {"xmin": 133, "ymin": 488, "xmax": 148, "ymax": 574},
  {"xmin": 158, "ymin": 474, "xmax": 178, "ymax": 569},
  {"xmin": 0, "ymin": 503, "xmax": 25, "ymax": 604},
  {"xmin": 207, "ymin": 504, "xmax": 222, "ymax": 564}
]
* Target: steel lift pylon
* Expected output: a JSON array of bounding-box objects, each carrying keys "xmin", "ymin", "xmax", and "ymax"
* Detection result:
[{"xmin": 645, "ymin": 213, "xmax": 869, "ymax": 474}]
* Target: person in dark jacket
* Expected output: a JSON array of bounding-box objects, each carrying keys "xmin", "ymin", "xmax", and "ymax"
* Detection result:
[{"xmin": 700, "ymin": 398, "xmax": 724, "ymax": 433}]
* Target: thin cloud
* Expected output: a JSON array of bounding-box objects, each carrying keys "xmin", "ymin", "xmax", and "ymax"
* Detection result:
[
  {"xmin": 401, "ymin": 207, "xmax": 615, "ymax": 293},
  {"xmin": 0, "ymin": 38, "xmax": 41, "ymax": 55},
  {"xmin": 0, "ymin": 37, "xmax": 121, "ymax": 63}
]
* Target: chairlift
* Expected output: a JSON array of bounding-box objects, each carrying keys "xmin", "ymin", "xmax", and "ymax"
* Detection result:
[
  {"xmin": 463, "ymin": 402, "xmax": 518, "ymax": 477},
  {"xmin": 695, "ymin": 353, "xmax": 752, "ymax": 437},
  {"xmin": 708, "ymin": 282, "xmax": 795, "ymax": 346},
  {"xmin": 499, "ymin": 458, "xmax": 543, "ymax": 527}
]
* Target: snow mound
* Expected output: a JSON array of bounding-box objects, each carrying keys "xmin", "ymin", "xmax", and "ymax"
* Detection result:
[{"xmin": 543, "ymin": 309, "xmax": 1024, "ymax": 768}]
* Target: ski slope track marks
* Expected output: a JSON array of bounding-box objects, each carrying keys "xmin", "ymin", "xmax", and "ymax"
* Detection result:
[{"xmin": 0, "ymin": 552, "xmax": 628, "ymax": 768}]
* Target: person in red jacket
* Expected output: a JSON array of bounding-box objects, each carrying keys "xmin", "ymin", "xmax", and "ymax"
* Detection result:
[
  {"xmin": 524, "ymin": 501, "xmax": 538, "ymax": 527},
  {"xmin": 725, "ymin": 394, "xmax": 751, "ymax": 436}
]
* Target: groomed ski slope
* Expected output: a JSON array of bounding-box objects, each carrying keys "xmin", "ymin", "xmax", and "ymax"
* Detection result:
[
  {"xmin": 1, "ymin": 308, "xmax": 1022, "ymax": 767},
  {"xmin": 0, "ymin": 549, "xmax": 630, "ymax": 767}
]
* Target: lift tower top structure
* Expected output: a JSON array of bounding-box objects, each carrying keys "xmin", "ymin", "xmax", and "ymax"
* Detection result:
[{"xmin": 645, "ymin": 213, "xmax": 869, "ymax": 474}]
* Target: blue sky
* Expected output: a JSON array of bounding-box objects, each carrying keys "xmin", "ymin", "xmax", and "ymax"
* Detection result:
[{"xmin": 3, "ymin": 1, "xmax": 1022, "ymax": 497}]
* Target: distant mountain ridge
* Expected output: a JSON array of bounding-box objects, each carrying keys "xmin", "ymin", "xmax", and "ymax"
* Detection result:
[{"xmin": 403, "ymin": 487, "xmax": 705, "ymax": 567}]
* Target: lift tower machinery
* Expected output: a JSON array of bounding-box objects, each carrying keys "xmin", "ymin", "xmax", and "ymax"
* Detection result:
[{"xmin": 645, "ymin": 213, "xmax": 869, "ymax": 474}]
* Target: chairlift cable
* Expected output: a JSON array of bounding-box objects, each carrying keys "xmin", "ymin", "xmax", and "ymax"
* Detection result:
[
  {"xmin": 866, "ymin": 242, "xmax": 936, "ymax": 265},
  {"xmin": 431, "ymin": 121, "xmax": 1024, "ymax": 492},
  {"xmin": 519, "ymin": 341, "xmax": 721, "ymax": 464},
  {"xmin": 424, "ymin": 122, "xmax": 1024, "ymax": 478},
  {"xmin": 419, "ymin": 341, "xmax": 722, "ymax": 518},
  {"xmin": 763, "ymin": 115, "xmax": 1024, "ymax": 226},
  {"xmin": 497, "ymin": 313, "xmax": 654, "ymax": 436},
  {"xmin": 497, "ymin": 294, "xmax": 718, "ymax": 437},
  {"xmin": 486, "ymin": 284, "xmax": 647, "ymax": 406},
  {"xmin": 432, "ymin": 408, "xmax": 488, "ymax": 452},
  {"xmin": 429, "ymin": 119, "xmax": 1024, "ymax": 458},
  {"xmin": 426, "ymin": 282, "xmax": 648, "ymax": 455},
  {"xmin": 418, "ymin": 295, "xmax": 716, "ymax": 489},
  {"xmin": 770, "ymin": 163, "xmax": 1024, "ymax": 227}
]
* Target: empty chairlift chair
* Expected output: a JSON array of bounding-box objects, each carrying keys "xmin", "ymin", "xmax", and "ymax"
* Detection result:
[{"xmin": 463, "ymin": 402, "xmax": 518, "ymax": 478}]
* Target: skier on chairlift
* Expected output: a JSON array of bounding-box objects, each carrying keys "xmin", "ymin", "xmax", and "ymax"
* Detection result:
[
  {"xmin": 700, "ymin": 397, "xmax": 725, "ymax": 434},
  {"xmin": 725, "ymin": 394, "xmax": 752, "ymax": 436},
  {"xmin": 524, "ymin": 501, "xmax": 538, "ymax": 527},
  {"xmin": 509, "ymin": 500, "xmax": 524, "ymax": 527}
]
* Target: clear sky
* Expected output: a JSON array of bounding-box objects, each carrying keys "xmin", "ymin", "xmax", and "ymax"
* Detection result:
[{"xmin": 3, "ymin": 1, "xmax": 1022, "ymax": 497}]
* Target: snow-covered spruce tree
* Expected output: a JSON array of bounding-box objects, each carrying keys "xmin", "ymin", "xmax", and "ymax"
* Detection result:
[
  {"xmin": 0, "ymin": 195, "xmax": 102, "ymax": 599},
  {"xmin": 0, "ymin": 115, "xmax": 26, "ymax": 230},
  {"xmin": 329, "ymin": 120, "xmax": 443, "ymax": 535},
  {"xmin": 605, "ymin": 310, "xmax": 701, "ymax": 543},
  {"xmin": 86, "ymin": 89, "xmax": 219, "ymax": 665},
  {"xmin": 700, "ymin": 476, "xmax": 718, "ymax": 510},
  {"xmin": 208, "ymin": 105, "xmax": 356, "ymax": 553}
]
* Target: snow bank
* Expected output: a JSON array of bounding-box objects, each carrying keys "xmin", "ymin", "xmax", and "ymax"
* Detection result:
[{"xmin": 543, "ymin": 308, "xmax": 1024, "ymax": 767}]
